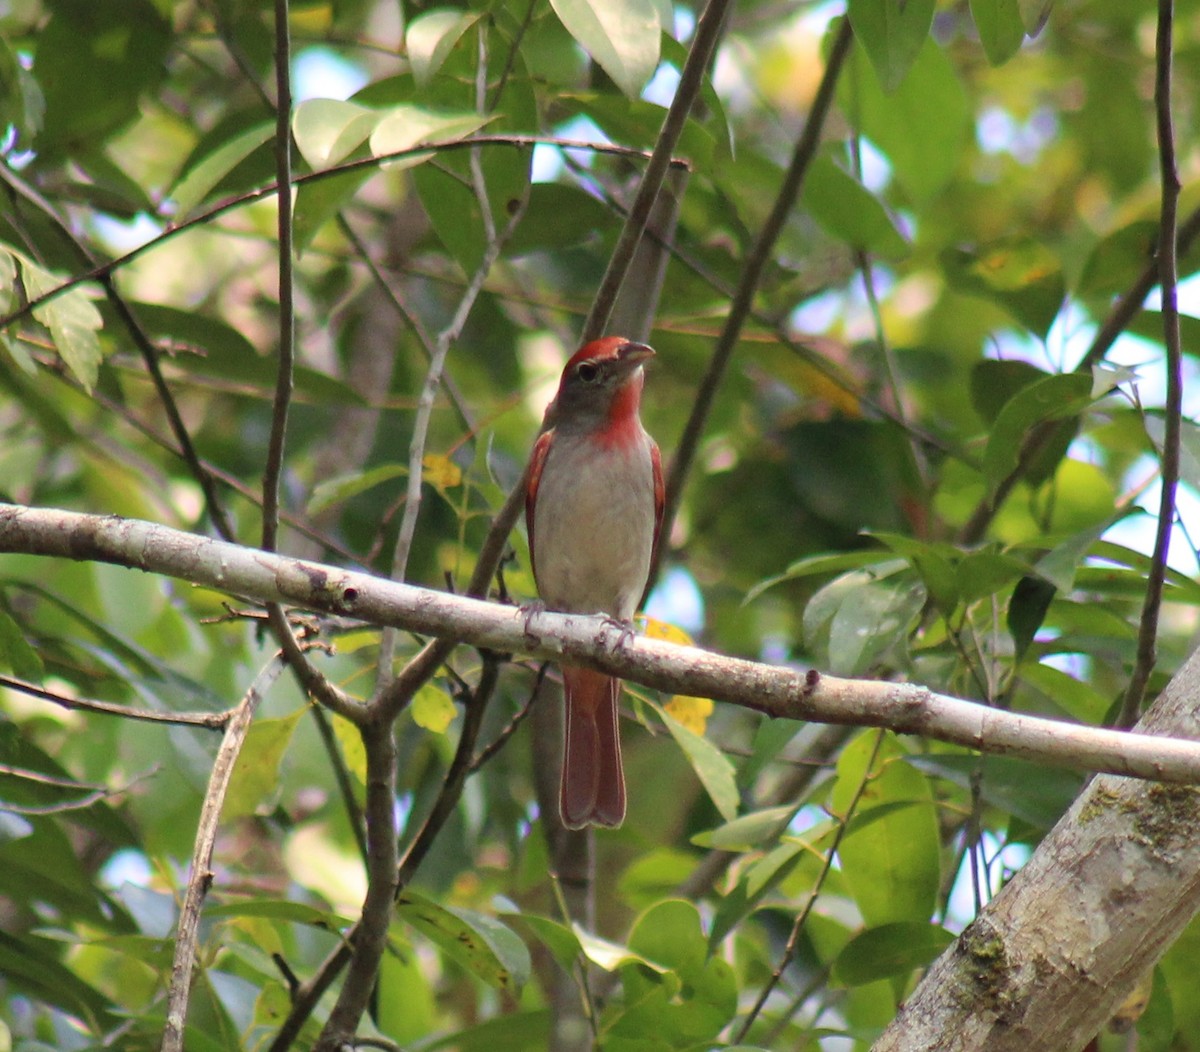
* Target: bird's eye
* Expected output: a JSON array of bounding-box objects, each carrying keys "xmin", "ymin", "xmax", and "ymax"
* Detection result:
[{"xmin": 576, "ymin": 361, "xmax": 600, "ymax": 383}]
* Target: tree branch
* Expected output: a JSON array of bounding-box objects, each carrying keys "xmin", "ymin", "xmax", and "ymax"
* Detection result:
[
  {"xmin": 581, "ymin": 0, "xmax": 733, "ymax": 341},
  {"xmin": 656, "ymin": 17, "xmax": 855, "ymax": 583},
  {"xmin": 1118, "ymin": 0, "xmax": 1183, "ymax": 728},
  {"xmin": 161, "ymin": 654, "xmax": 286, "ymax": 1052},
  {"xmin": 5, "ymin": 502, "xmax": 1200, "ymax": 785}
]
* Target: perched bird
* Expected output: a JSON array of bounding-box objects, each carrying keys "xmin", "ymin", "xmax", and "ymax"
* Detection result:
[{"xmin": 525, "ymin": 337, "xmax": 664, "ymax": 829}]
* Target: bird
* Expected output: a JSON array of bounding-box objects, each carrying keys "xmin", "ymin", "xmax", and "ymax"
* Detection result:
[{"xmin": 525, "ymin": 336, "xmax": 664, "ymax": 829}]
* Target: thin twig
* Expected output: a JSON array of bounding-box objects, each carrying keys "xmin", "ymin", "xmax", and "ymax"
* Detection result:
[
  {"xmin": 581, "ymin": 0, "xmax": 734, "ymax": 342},
  {"xmin": 1118, "ymin": 0, "xmax": 1183, "ymax": 729},
  {"xmin": 0, "ymin": 763, "xmax": 158, "ymax": 815},
  {"xmin": 374, "ymin": 183, "xmax": 528, "ymax": 699},
  {"xmin": 654, "ymin": 18, "xmax": 855, "ymax": 583},
  {"xmin": 732, "ymin": 730, "xmax": 885, "ymax": 1042},
  {"xmin": 161, "ymin": 654, "xmax": 286, "ymax": 1052},
  {"xmin": 0, "ymin": 137, "xmax": 677, "ymax": 332},
  {"xmin": 0, "ymin": 673, "xmax": 231, "ymax": 728},
  {"xmin": 262, "ymin": 0, "xmax": 296, "ymax": 554}
]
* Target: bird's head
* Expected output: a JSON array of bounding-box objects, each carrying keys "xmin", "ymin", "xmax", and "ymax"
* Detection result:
[{"xmin": 546, "ymin": 337, "xmax": 655, "ymax": 433}]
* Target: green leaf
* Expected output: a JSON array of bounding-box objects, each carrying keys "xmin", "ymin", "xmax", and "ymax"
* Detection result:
[
  {"xmin": 943, "ymin": 239, "xmax": 1065, "ymax": 338},
  {"xmin": 970, "ymin": 359, "xmax": 1050, "ymax": 426},
  {"xmin": 833, "ymin": 734, "xmax": 940, "ymax": 927},
  {"xmin": 412, "ymin": 683, "xmax": 457, "ymax": 734},
  {"xmin": 368, "ymin": 106, "xmax": 488, "ymax": 169},
  {"xmin": 807, "ymin": 573, "xmax": 925, "ymax": 677},
  {"xmin": 691, "ymin": 805, "xmax": 799, "ymax": 851},
  {"xmin": 615, "ymin": 901, "xmax": 737, "ymax": 1044},
  {"xmin": 907, "ymin": 753, "xmax": 1079, "ymax": 829},
  {"xmin": 223, "ymin": 707, "xmax": 305, "ymax": 820},
  {"xmin": 833, "ymin": 921, "xmax": 954, "ymax": 985},
  {"xmin": 868, "ymin": 532, "xmax": 960, "ymax": 613},
  {"xmin": 0, "ymin": 608, "xmax": 44, "ymax": 680},
  {"xmin": 0, "ymin": 929, "xmax": 118, "ymax": 1031},
  {"xmin": 16, "ymin": 252, "xmax": 104, "ymax": 391},
  {"xmin": 982, "ymin": 373, "xmax": 1094, "ymax": 490},
  {"xmin": 1019, "ymin": 660, "xmax": 1111, "ymax": 724},
  {"xmin": 292, "ymin": 99, "xmax": 380, "ymax": 168},
  {"xmin": 1017, "ymin": 0, "xmax": 1054, "ymax": 33},
  {"xmin": 294, "ymin": 167, "xmax": 374, "ymax": 252},
  {"xmin": 803, "ymin": 154, "xmax": 909, "ymax": 260},
  {"xmin": 708, "ymin": 840, "xmax": 810, "ymax": 951},
  {"xmin": 397, "ymin": 888, "xmax": 531, "ymax": 992},
  {"xmin": 970, "ymin": 0, "xmax": 1026, "ymax": 65},
  {"xmin": 170, "ymin": 122, "xmax": 274, "ymax": 219},
  {"xmin": 848, "ymin": 0, "xmax": 936, "ymax": 92},
  {"xmin": 378, "ymin": 938, "xmax": 439, "ymax": 1045},
  {"xmin": 658, "ymin": 706, "xmax": 739, "ymax": 822},
  {"xmin": 406, "ymin": 10, "xmax": 480, "ymax": 86},
  {"xmin": 34, "ymin": 0, "xmax": 170, "ymax": 152},
  {"xmin": 1007, "ymin": 575, "xmax": 1056, "ymax": 660},
  {"xmin": 745, "ymin": 551, "xmax": 898, "ymax": 605},
  {"xmin": 549, "ymin": 0, "xmax": 660, "ymax": 98},
  {"xmin": 205, "ymin": 898, "xmax": 350, "ymax": 929},
  {"xmin": 841, "ymin": 33, "xmax": 969, "ymax": 205},
  {"xmin": 308, "ymin": 463, "xmax": 408, "ymax": 515},
  {"xmin": 502, "ymin": 913, "xmax": 583, "ymax": 971}
]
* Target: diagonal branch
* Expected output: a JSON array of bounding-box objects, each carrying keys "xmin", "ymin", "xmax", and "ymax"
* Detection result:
[
  {"xmin": 161, "ymin": 653, "xmax": 287, "ymax": 1052},
  {"xmin": 655, "ymin": 17, "xmax": 855, "ymax": 583},
  {"xmin": 581, "ymin": 0, "xmax": 735, "ymax": 342}
]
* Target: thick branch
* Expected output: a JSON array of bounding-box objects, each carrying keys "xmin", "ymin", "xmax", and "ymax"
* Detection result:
[
  {"xmin": 875, "ymin": 642, "xmax": 1200, "ymax": 1050},
  {"xmin": 4, "ymin": 502, "xmax": 1200, "ymax": 784}
]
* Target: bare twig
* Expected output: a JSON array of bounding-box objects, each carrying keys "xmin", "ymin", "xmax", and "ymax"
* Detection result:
[
  {"xmin": 374, "ymin": 182, "xmax": 528, "ymax": 699},
  {"xmin": 1118, "ymin": 0, "xmax": 1183, "ymax": 728},
  {"xmin": 262, "ymin": 0, "xmax": 296, "ymax": 554},
  {"xmin": 8, "ymin": 503, "xmax": 1200, "ymax": 785},
  {"xmin": 0, "ymin": 763, "xmax": 158, "ymax": 815},
  {"xmin": 655, "ymin": 18, "xmax": 855, "ymax": 582},
  {"xmin": 0, "ymin": 673, "xmax": 230, "ymax": 728},
  {"xmin": 161, "ymin": 654, "xmax": 286, "ymax": 1052}
]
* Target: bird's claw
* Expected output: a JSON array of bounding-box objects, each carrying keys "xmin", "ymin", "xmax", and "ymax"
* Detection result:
[
  {"xmin": 519, "ymin": 600, "xmax": 547, "ymax": 645},
  {"xmin": 600, "ymin": 615, "xmax": 637, "ymax": 652}
]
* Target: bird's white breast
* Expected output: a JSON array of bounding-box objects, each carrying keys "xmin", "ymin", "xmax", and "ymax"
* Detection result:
[{"xmin": 532, "ymin": 430, "xmax": 656, "ymax": 620}]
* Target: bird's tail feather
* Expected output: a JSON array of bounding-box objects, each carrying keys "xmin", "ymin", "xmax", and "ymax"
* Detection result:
[{"xmin": 560, "ymin": 666, "xmax": 625, "ymax": 829}]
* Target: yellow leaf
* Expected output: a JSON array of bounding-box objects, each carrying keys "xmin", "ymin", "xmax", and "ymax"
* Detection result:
[
  {"xmin": 664, "ymin": 695, "xmax": 713, "ymax": 735},
  {"xmin": 423, "ymin": 452, "xmax": 462, "ymax": 491},
  {"xmin": 413, "ymin": 683, "xmax": 457, "ymax": 733},
  {"xmin": 332, "ymin": 713, "xmax": 366, "ymax": 784},
  {"xmin": 640, "ymin": 617, "xmax": 693, "ymax": 646}
]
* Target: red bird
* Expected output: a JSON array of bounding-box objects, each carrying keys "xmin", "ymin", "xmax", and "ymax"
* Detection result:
[{"xmin": 526, "ymin": 337, "xmax": 664, "ymax": 829}]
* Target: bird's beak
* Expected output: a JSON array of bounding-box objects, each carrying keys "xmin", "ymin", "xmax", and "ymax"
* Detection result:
[{"xmin": 617, "ymin": 342, "xmax": 655, "ymax": 367}]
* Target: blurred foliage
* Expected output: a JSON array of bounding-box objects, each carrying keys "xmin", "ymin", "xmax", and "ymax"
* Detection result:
[{"xmin": 0, "ymin": 0, "xmax": 1198, "ymax": 1049}]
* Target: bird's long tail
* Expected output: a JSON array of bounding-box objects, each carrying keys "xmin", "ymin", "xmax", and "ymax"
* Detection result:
[{"xmin": 560, "ymin": 666, "xmax": 625, "ymax": 829}]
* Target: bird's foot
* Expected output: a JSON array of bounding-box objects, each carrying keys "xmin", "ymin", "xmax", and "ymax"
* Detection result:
[
  {"xmin": 599, "ymin": 614, "xmax": 637, "ymax": 651},
  {"xmin": 519, "ymin": 599, "xmax": 547, "ymax": 645}
]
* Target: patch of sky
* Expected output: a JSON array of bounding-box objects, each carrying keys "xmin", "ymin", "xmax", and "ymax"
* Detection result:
[
  {"xmin": 944, "ymin": 832, "xmax": 1032, "ymax": 931},
  {"xmin": 976, "ymin": 105, "xmax": 1059, "ymax": 165},
  {"xmin": 292, "ymin": 46, "xmax": 369, "ymax": 103},
  {"xmin": 532, "ymin": 114, "xmax": 612, "ymax": 183},
  {"xmin": 646, "ymin": 566, "xmax": 706, "ymax": 634}
]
